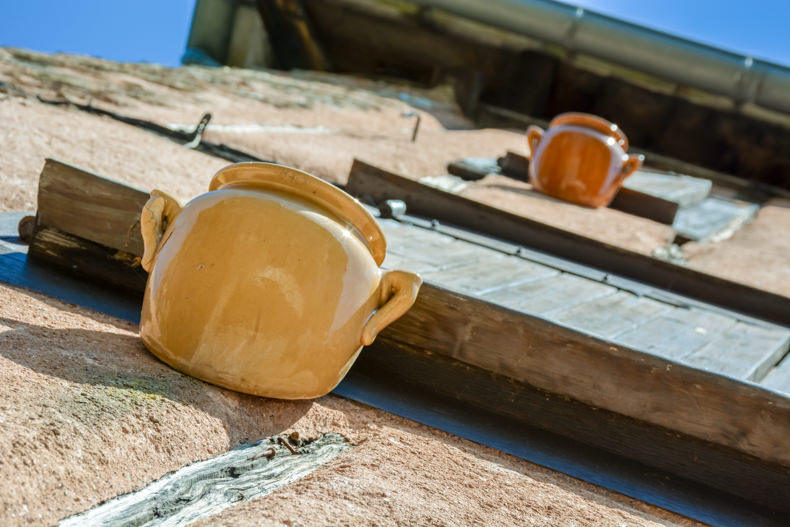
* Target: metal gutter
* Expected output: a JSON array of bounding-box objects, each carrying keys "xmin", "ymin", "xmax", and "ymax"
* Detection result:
[{"xmin": 410, "ymin": 0, "xmax": 790, "ymax": 114}]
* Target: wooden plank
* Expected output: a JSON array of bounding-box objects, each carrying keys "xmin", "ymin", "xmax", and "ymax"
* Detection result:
[
  {"xmin": 379, "ymin": 283, "xmax": 790, "ymax": 469},
  {"xmin": 35, "ymin": 158, "xmax": 150, "ymax": 255},
  {"xmin": 482, "ymin": 272, "xmax": 615, "ymax": 314},
  {"xmin": 28, "ymin": 159, "xmax": 151, "ymax": 297},
  {"xmin": 60, "ymin": 433, "xmax": 350, "ymax": 527},
  {"xmin": 7, "ymin": 172, "xmax": 790, "ymax": 518},
  {"xmin": 416, "ymin": 216, "xmax": 788, "ymax": 330},
  {"xmin": 497, "ymin": 151, "xmax": 529, "ymax": 182},
  {"xmin": 421, "ymin": 256, "xmax": 558, "ymax": 295},
  {"xmin": 0, "ymin": 230, "xmax": 143, "ymax": 323},
  {"xmin": 683, "ymin": 322, "xmax": 790, "ymax": 382},
  {"xmin": 17, "ymin": 162, "xmax": 790, "ymax": 472},
  {"xmin": 762, "ymin": 356, "xmax": 790, "ymax": 395},
  {"xmin": 386, "ymin": 240, "xmax": 479, "ymax": 270},
  {"xmin": 346, "ymin": 159, "xmax": 790, "ymax": 325},
  {"xmin": 547, "ymin": 291, "xmax": 672, "ymax": 339},
  {"xmin": 610, "ymin": 187, "xmax": 679, "ymax": 225},
  {"xmin": 352, "ymin": 340, "xmax": 790, "ymax": 519},
  {"xmin": 615, "ymin": 309, "xmax": 739, "ymax": 361},
  {"xmin": 27, "ymin": 227, "xmax": 148, "ymax": 296},
  {"xmin": 378, "ymin": 219, "xmax": 454, "ymax": 248},
  {"xmin": 4, "ymin": 215, "xmax": 787, "ymax": 524},
  {"xmin": 381, "ymin": 252, "xmax": 441, "ymax": 274},
  {"xmin": 496, "ymin": 151, "xmax": 680, "ymax": 225},
  {"xmin": 382, "ymin": 224, "xmax": 510, "ymax": 270}
]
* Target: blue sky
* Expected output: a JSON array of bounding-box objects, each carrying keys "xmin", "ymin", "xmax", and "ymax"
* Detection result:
[
  {"xmin": 0, "ymin": 0, "xmax": 196, "ymax": 67},
  {"xmin": 571, "ymin": 0, "xmax": 790, "ymax": 65},
  {"xmin": 1, "ymin": 0, "xmax": 788, "ymax": 68}
]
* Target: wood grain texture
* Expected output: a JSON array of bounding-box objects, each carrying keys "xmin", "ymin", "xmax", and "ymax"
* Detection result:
[
  {"xmin": 378, "ymin": 213, "xmax": 789, "ymax": 386},
  {"xmin": 36, "ymin": 158, "xmax": 149, "ymax": 256},
  {"xmin": 379, "ymin": 283, "xmax": 790, "ymax": 468},
  {"xmin": 17, "ymin": 166, "xmax": 790, "ymax": 474},
  {"xmin": 346, "ymin": 159, "xmax": 790, "ymax": 325},
  {"xmin": 615, "ymin": 309, "xmax": 739, "ymax": 361},
  {"xmin": 0, "ymin": 215, "xmax": 143, "ymax": 322},
  {"xmin": 610, "ymin": 187, "xmax": 679, "ymax": 225},
  {"xmin": 60, "ymin": 434, "xmax": 350, "ymax": 527},
  {"xmin": 481, "ymin": 272, "xmax": 615, "ymax": 314},
  {"xmin": 28, "ymin": 226, "xmax": 148, "ymax": 296},
  {"xmin": 421, "ymin": 257, "xmax": 558, "ymax": 295},
  {"xmin": 382, "ymin": 223, "xmax": 507, "ymax": 271},
  {"xmin": 682, "ymin": 322, "xmax": 790, "ymax": 382},
  {"xmin": 546, "ymin": 290, "xmax": 672, "ymax": 339},
  {"xmin": 355, "ymin": 340, "xmax": 790, "ymax": 517},
  {"xmin": 762, "ymin": 356, "xmax": 790, "ymax": 395},
  {"xmin": 381, "ymin": 252, "xmax": 442, "ymax": 274},
  {"xmin": 497, "ymin": 151, "xmax": 529, "ymax": 181}
]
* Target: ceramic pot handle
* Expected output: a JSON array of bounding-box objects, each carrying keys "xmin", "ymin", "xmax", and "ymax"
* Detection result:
[
  {"xmin": 361, "ymin": 270, "xmax": 422, "ymax": 346},
  {"xmin": 619, "ymin": 153, "xmax": 645, "ymax": 183},
  {"xmin": 527, "ymin": 125, "xmax": 544, "ymax": 159},
  {"xmin": 140, "ymin": 190, "xmax": 182, "ymax": 272}
]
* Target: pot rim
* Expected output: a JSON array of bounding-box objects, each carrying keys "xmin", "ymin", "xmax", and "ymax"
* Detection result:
[
  {"xmin": 549, "ymin": 112, "xmax": 629, "ymax": 150},
  {"xmin": 210, "ymin": 162, "xmax": 386, "ymax": 266}
]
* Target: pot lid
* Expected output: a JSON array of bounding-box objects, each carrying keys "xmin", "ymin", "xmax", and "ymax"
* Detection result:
[
  {"xmin": 210, "ymin": 162, "xmax": 387, "ymax": 266},
  {"xmin": 549, "ymin": 112, "xmax": 629, "ymax": 150}
]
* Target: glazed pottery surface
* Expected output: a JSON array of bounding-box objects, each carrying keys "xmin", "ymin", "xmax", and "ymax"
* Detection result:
[
  {"xmin": 139, "ymin": 162, "xmax": 421, "ymax": 399},
  {"xmin": 527, "ymin": 113, "xmax": 644, "ymax": 208}
]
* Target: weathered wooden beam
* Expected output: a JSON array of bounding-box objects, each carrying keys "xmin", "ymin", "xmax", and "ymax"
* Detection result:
[
  {"xmin": 25, "ymin": 162, "xmax": 790, "ymax": 465},
  {"xmin": 7, "ymin": 167, "xmax": 790, "ymax": 521},
  {"xmin": 35, "ymin": 159, "xmax": 149, "ymax": 255},
  {"xmin": 60, "ymin": 433, "xmax": 351, "ymax": 527},
  {"xmin": 352, "ymin": 339, "xmax": 790, "ymax": 518},
  {"xmin": 381, "ymin": 283, "xmax": 790, "ymax": 469},
  {"xmin": 26, "ymin": 159, "xmax": 149, "ymax": 296},
  {"xmin": 610, "ymin": 187, "xmax": 679, "ymax": 225},
  {"xmin": 496, "ymin": 150, "xmax": 529, "ymax": 181},
  {"xmin": 27, "ymin": 227, "xmax": 147, "ymax": 297},
  {"xmin": 345, "ymin": 159, "xmax": 790, "ymax": 325}
]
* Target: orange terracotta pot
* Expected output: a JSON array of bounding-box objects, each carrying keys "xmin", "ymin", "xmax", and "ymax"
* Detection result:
[
  {"xmin": 527, "ymin": 113, "xmax": 644, "ymax": 208},
  {"xmin": 138, "ymin": 163, "xmax": 422, "ymax": 399}
]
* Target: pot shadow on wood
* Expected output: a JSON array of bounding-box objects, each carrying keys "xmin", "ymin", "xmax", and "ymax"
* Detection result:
[{"xmin": 0, "ymin": 314, "xmax": 313, "ymax": 447}]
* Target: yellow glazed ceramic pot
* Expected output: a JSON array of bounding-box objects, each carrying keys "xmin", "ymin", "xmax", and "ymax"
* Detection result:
[{"xmin": 139, "ymin": 162, "xmax": 422, "ymax": 399}]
